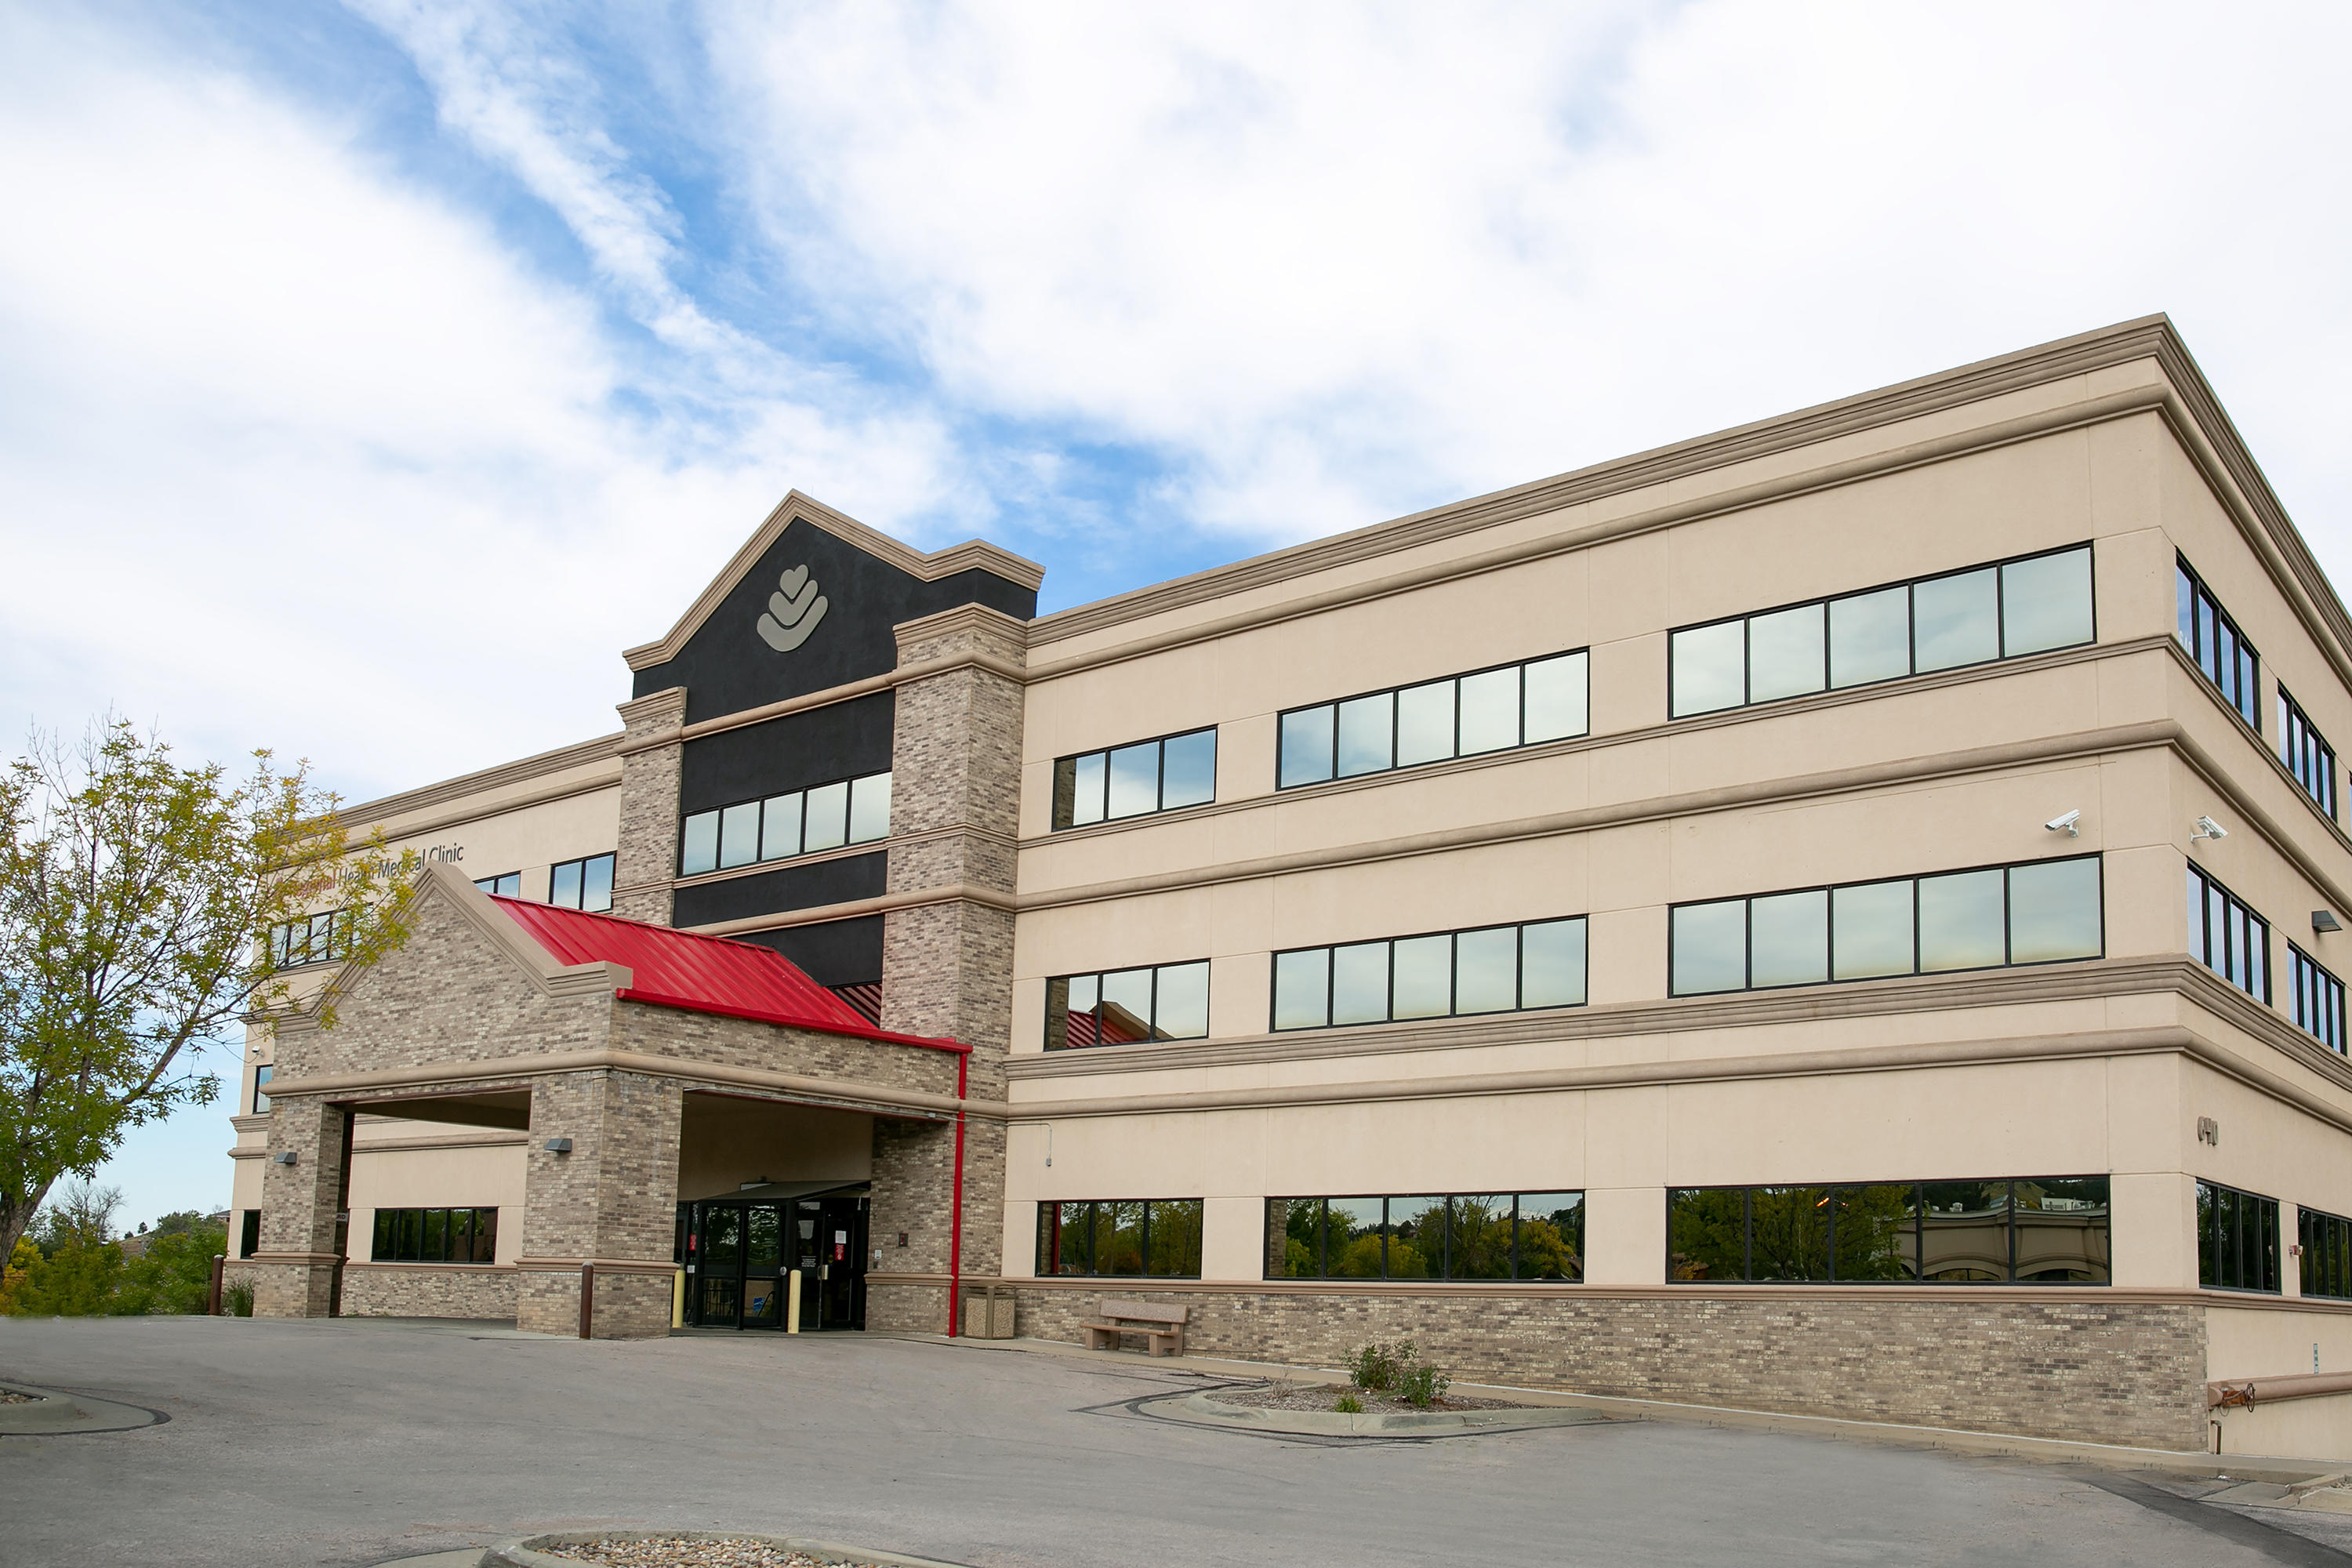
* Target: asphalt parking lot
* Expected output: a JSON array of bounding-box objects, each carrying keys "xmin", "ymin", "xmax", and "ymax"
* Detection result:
[{"xmin": 0, "ymin": 1315, "xmax": 2344, "ymax": 1567}]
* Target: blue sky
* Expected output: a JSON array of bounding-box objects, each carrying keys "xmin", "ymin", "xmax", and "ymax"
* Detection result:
[{"xmin": 5, "ymin": 1, "xmax": 2351, "ymax": 1228}]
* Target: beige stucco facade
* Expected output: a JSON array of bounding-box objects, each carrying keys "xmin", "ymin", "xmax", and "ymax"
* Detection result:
[{"xmin": 225, "ymin": 317, "xmax": 2352, "ymax": 1454}]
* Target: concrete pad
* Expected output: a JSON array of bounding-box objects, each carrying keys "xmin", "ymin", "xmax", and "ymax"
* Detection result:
[{"xmin": 0, "ymin": 1380, "xmax": 163, "ymax": 1436}]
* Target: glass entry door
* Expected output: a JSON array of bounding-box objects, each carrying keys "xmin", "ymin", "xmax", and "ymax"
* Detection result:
[
  {"xmin": 789, "ymin": 1194, "xmax": 868, "ymax": 1331},
  {"xmin": 680, "ymin": 1192, "xmax": 863, "ymax": 1330}
]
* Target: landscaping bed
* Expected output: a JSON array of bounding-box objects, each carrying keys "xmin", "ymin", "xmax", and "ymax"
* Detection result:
[
  {"xmin": 546, "ymin": 1540, "xmax": 881, "ymax": 1568},
  {"xmin": 1217, "ymin": 1380, "xmax": 1530, "ymax": 1416}
]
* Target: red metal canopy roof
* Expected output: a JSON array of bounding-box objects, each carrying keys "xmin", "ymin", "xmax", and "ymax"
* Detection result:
[{"xmin": 491, "ymin": 896, "xmax": 962, "ymax": 1053}]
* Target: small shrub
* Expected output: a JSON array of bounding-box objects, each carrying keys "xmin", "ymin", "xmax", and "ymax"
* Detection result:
[
  {"xmin": 1333, "ymin": 1392, "xmax": 1364, "ymax": 1414},
  {"xmin": 225, "ymin": 1279, "xmax": 255, "ymax": 1318},
  {"xmin": 1396, "ymin": 1361, "xmax": 1452, "ymax": 1409},
  {"xmin": 1348, "ymin": 1338, "xmax": 1412, "ymax": 1392}
]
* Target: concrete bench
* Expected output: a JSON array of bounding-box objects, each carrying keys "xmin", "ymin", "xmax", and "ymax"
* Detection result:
[{"xmin": 1081, "ymin": 1298, "xmax": 1188, "ymax": 1357}]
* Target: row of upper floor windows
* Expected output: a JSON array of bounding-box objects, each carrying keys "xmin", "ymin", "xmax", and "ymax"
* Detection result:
[{"xmin": 471, "ymin": 852, "xmax": 615, "ymax": 911}]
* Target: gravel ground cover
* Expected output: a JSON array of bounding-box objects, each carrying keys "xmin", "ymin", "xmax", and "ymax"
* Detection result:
[
  {"xmin": 546, "ymin": 1539, "xmax": 880, "ymax": 1568},
  {"xmin": 0, "ymin": 1388, "xmax": 46, "ymax": 1403},
  {"xmin": 1214, "ymin": 1380, "xmax": 1528, "ymax": 1414}
]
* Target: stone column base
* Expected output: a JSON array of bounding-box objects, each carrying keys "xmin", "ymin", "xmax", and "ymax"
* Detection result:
[
  {"xmin": 516, "ymin": 1263, "xmax": 677, "ymax": 1339},
  {"xmin": 246, "ymin": 1254, "xmax": 339, "ymax": 1319}
]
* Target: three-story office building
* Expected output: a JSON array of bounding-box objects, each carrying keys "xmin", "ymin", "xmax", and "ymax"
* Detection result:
[{"xmin": 230, "ymin": 316, "xmax": 2352, "ymax": 1454}]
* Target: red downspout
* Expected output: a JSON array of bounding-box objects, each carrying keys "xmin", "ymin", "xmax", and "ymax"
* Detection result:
[{"xmin": 948, "ymin": 1051, "xmax": 967, "ymax": 1336}]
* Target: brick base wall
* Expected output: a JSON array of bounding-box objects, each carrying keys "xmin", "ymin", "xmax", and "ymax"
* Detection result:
[
  {"xmin": 339, "ymin": 1265, "xmax": 520, "ymax": 1321},
  {"xmin": 516, "ymin": 1269, "xmax": 673, "ymax": 1338},
  {"xmin": 869, "ymin": 1280, "xmax": 949, "ymax": 1334},
  {"xmin": 994, "ymin": 1285, "xmax": 2210, "ymax": 1450}
]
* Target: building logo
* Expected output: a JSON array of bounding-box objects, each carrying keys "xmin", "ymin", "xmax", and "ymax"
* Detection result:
[{"xmin": 757, "ymin": 564, "xmax": 828, "ymax": 652}]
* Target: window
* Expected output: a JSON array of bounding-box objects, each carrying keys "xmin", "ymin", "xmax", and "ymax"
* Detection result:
[
  {"xmin": 1271, "ymin": 916, "xmax": 1587, "ymax": 1031},
  {"xmin": 267, "ymin": 909, "xmax": 348, "ymax": 968},
  {"xmin": 1670, "ymin": 545, "xmax": 2093, "ymax": 719},
  {"xmin": 2187, "ymin": 863, "xmax": 2270, "ymax": 1004},
  {"xmin": 1035, "ymin": 1200, "xmax": 1203, "ymax": 1277},
  {"xmin": 548, "ymin": 853, "xmax": 615, "ymax": 913},
  {"xmin": 1045, "ymin": 961, "xmax": 1210, "ymax": 1049},
  {"xmin": 1668, "ymin": 855, "xmax": 2101, "ymax": 996},
  {"xmin": 250, "ymin": 1065, "xmax": 273, "ymax": 1116},
  {"xmin": 2177, "ymin": 557, "xmax": 2261, "ymax": 731},
  {"xmin": 2278, "ymin": 688, "xmax": 2338, "ymax": 819},
  {"xmin": 473, "ymin": 873, "xmax": 521, "ymax": 898},
  {"xmin": 1278, "ymin": 651, "xmax": 1588, "ymax": 790},
  {"xmin": 1053, "ymin": 728, "xmax": 1217, "ymax": 828},
  {"xmin": 2196, "ymin": 1180, "xmax": 2280, "ymax": 1294},
  {"xmin": 368, "ymin": 1207, "xmax": 499, "ymax": 1264},
  {"xmin": 2290, "ymin": 944, "xmax": 2347, "ymax": 1054},
  {"xmin": 1266, "ymin": 1192, "xmax": 1584, "ymax": 1281},
  {"xmin": 680, "ymin": 771, "xmax": 891, "ymax": 877},
  {"xmin": 2302, "ymin": 1205, "xmax": 2352, "ymax": 1301},
  {"xmin": 1667, "ymin": 1177, "xmax": 2109, "ymax": 1283},
  {"xmin": 237, "ymin": 1210, "xmax": 261, "ymax": 1259}
]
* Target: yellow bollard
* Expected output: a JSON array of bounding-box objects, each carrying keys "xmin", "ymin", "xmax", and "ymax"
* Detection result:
[
  {"xmin": 671, "ymin": 1268, "xmax": 685, "ymax": 1329},
  {"xmin": 786, "ymin": 1269, "xmax": 802, "ymax": 1333}
]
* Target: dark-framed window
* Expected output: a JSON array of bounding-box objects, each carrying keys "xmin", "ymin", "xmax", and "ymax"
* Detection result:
[
  {"xmin": 368, "ymin": 1207, "xmax": 499, "ymax": 1264},
  {"xmin": 473, "ymin": 873, "xmax": 521, "ymax": 898},
  {"xmin": 1668, "ymin": 855, "xmax": 2101, "ymax": 996},
  {"xmin": 548, "ymin": 852, "xmax": 615, "ymax": 913},
  {"xmin": 2278, "ymin": 687, "xmax": 2338, "ymax": 819},
  {"xmin": 2302, "ymin": 1204, "xmax": 2352, "ymax": 1301},
  {"xmin": 1035, "ymin": 1200, "xmax": 1203, "ymax": 1277},
  {"xmin": 2290, "ymin": 943, "xmax": 2347, "ymax": 1054},
  {"xmin": 680, "ymin": 770, "xmax": 891, "ymax": 877},
  {"xmin": 1053, "ymin": 728, "xmax": 1216, "ymax": 829},
  {"xmin": 2177, "ymin": 556, "xmax": 2261, "ymax": 731},
  {"xmin": 2187, "ymin": 863, "xmax": 2270, "ymax": 1004},
  {"xmin": 1046, "ymin": 961, "xmax": 1210, "ymax": 1049},
  {"xmin": 238, "ymin": 1210, "xmax": 260, "ymax": 1259},
  {"xmin": 1669, "ymin": 544, "xmax": 2093, "ymax": 720},
  {"xmin": 250, "ymin": 1064, "xmax": 273, "ymax": 1116},
  {"xmin": 1272, "ymin": 916, "xmax": 1587, "ymax": 1031},
  {"xmin": 1667, "ymin": 1177, "xmax": 2109, "ymax": 1283},
  {"xmin": 268, "ymin": 909, "xmax": 349, "ymax": 969},
  {"xmin": 1278, "ymin": 650, "xmax": 1588, "ymax": 790},
  {"xmin": 2197, "ymin": 1180, "xmax": 2280, "ymax": 1294},
  {"xmin": 1266, "ymin": 1192, "xmax": 1584, "ymax": 1281}
]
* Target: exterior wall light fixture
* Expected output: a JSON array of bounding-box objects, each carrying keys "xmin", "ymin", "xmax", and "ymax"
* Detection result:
[
  {"xmin": 543, "ymin": 1138, "xmax": 573, "ymax": 1153},
  {"xmin": 2191, "ymin": 816, "xmax": 2229, "ymax": 842},
  {"xmin": 270, "ymin": 1151, "xmax": 297, "ymax": 1166},
  {"xmin": 2316, "ymin": 911, "xmax": 2343, "ymax": 934}
]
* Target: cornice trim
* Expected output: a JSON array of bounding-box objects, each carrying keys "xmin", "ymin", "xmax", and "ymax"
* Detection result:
[
  {"xmin": 677, "ymin": 881, "xmax": 1019, "ymax": 938},
  {"xmin": 623, "ymin": 492, "xmax": 1044, "ymax": 672},
  {"xmin": 339, "ymin": 732, "xmax": 623, "ymax": 832},
  {"xmin": 615, "ymin": 649, "xmax": 1029, "ymax": 756}
]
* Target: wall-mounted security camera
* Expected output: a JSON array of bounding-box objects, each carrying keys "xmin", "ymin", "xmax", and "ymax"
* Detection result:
[
  {"xmin": 2192, "ymin": 815, "xmax": 2229, "ymax": 842},
  {"xmin": 2044, "ymin": 810, "xmax": 2081, "ymax": 837}
]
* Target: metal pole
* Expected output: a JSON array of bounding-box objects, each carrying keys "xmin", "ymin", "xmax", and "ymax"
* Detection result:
[
  {"xmin": 786, "ymin": 1269, "xmax": 801, "ymax": 1334},
  {"xmin": 579, "ymin": 1261, "xmax": 595, "ymax": 1339}
]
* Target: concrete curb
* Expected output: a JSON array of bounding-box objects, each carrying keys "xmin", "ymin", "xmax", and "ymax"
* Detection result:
[
  {"xmin": 1149, "ymin": 1390, "xmax": 1611, "ymax": 1438},
  {"xmin": 0, "ymin": 1380, "xmax": 165, "ymax": 1436},
  {"xmin": 481, "ymin": 1530, "xmax": 969, "ymax": 1568}
]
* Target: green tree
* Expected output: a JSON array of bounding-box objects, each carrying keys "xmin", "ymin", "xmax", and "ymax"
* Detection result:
[
  {"xmin": 11, "ymin": 1179, "xmax": 126, "ymax": 1316},
  {"xmin": 114, "ymin": 1215, "xmax": 228, "ymax": 1315},
  {"xmin": 0, "ymin": 720, "xmax": 417, "ymax": 1262}
]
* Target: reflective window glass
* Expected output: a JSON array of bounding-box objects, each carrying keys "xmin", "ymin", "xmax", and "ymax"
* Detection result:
[
  {"xmin": 1106, "ymin": 742, "xmax": 1160, "ymax": 818},
  {"xmin": 1749, "ymin": 1187, "xmax": 1831, "ymax": 1281},
  {"xmin": 1457, "ymin": 666, "xmax": 1521, "ymax": 755},
  {"xmin": 681, "ymin": 812, "xmax": 719, "ymax": 877},
  {"xmin": 1668, "ymin": 1189, "xmax": 1748, "ymax": 1282},
  {"xmin": 1747, "ymin": 603, "xmax": 1825, "ymax": 703},
  {"xmin": 1160, "ymin": 730, "xmax": 1218, "ymax": 809},
  {"xmin": 1834, "ymin": 1185, "xmax": 1918, "ymax": 1281},
  {"xmin": 1386, "ymin": 1196, "xmax": 1444, "ymax": 1278},
  {"xmin": 1454, "ymin": 926, "xmax": 1519, "ymax": 1014},
  {"xmin": 1918, "ymin": 868, "xmax": 2005, "ymax": 971},
  {"xmin": 1450, "ymin": 1196, "xmax": 1514, "ymax": 1279},
  {"xmin": 719, "ymin": 801, "xmax": 761, "ymax": 869},
  {"xmin": 2000, "ymin": 548, "xmax": 2093, "ymax": 656},
  {"xmin": 1829, "ymin": 585, "xmax": 1911, "ymax": 688},
  {"xmin": 1330, "ymin": 942, "xmax": 1390, "ymax": 1025},
  {"xmin": 550, "ymin": 859, "xmax": 582, "ymax": 908},
  {"xmin": 1328, "ymin": 1197, "xmax": 1385, "ymax": 1278},
  {"xmin": 1919, "ymin": 1181, "xmax": 2009, "ymax": 1281},
  {"xmin": 1272, "ymin": 1199, "xmax": 1323, "ymax": 1278},
  {"xmin": 1831, "ymin": 880, "xmax": 1915, "ymax": 979},
  {"xmin": 848, "ymin": 772, "xmax": 891, "ymax": 843},
  {"xmin": 1749, "ymin": 889, "xmax": 1828, "ymax": 988},
  {"xmin": 1153, "ymin": 961, "xmax": 1210, "ymax": 1040},
  {"xmin": 1279, "ymin": 706, "xmax": 1336, "ymax": 787},
  {"xmin": 1671, "ymin": 899, "xmax": 1748, "ymax": 994},
  {"xmin": 1515, "ymin": 1193, "xmax": 1584, "ymax": 1280},
  {"xmin": 1335, "ymin": 694, "xmax": 1395, "ymax": 778},
  {"xmin": 1912, "ymin": 567, "xmax": 2000, "ymax": 672},
  {"xmin": 1098, "ymin": 967, "xmax": 1154, "ymax": 1040},
  {"xmin": 2005, "ymin": 858, "xmax": 2102, "ymax": 964},
  {"xmin": 761, "ymin": 793, "xmax": 804, "ymax": 859},
  {"xmin": 1390, "ymin": 934, "xmax": 1452, "ymax": 1019},
  {"xmin": 2014, "ymin": 1177, "xmax": 2109, "ymax": 1282},
  {"xmin": 1395, "ymin": 680, "xmax": 1456, "ymax": 768},
  {"xmin": 803, "ymin": 780, "xmax": 850, "ymax": 851},
  {"xmin": 1146, "ymin": 1200, "xmax": 1203, "ymax": 1276},
  {"xmin": 1671, "ymin": 621, "xmax": 1746, "ymax": 717},
  {"xmin": 1272, "ymin": 949, "xmax": 1330, "ymax": 1030},
  {"xmin": 580, "ymin": 855, "xmax": 613, "ymax": 913},
  {"xmin": 703, "ymin": 1207, "xmax": 742, "ymax": 1265},
  {"xmin": 1071, "ymin": 751, "xmax": 1107, "ymax": 825},
  {"xmin": 1519, "ymin": 918, "xmax": 1587, "ymax": 1008},
  {"xmin": 1523, "ymin": 652, "xmax": 1588, "ymax": 744}
]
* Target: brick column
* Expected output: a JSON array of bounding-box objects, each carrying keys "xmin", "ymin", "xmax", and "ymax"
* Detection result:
[
  {"xmin": 248, "ymin": 1096, "xmax": 349, "ymax": 1318},
  {"xmin": 513, "ymin": 1069, "xmax": 684, "ymax": 1338},
  {"xmin": 612, "ymin": 687, "xmax": 687, "ymax": 925},
  {"xmin": 870, "ymin": 604, "xmax": 1023, "ymax": 1331}
]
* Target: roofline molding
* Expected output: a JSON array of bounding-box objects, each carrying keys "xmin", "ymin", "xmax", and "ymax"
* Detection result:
[{"xmin": 622, "ymin": 490, "xmax": 1046, "ymax": 673}]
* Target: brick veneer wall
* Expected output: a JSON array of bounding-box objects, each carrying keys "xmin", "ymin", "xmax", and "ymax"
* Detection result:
[
  {"xmin": 613, "ymin": 686, "xmax": 687, "ymax": 924},
  {"xmin": 516, "ymin": 1069, "xmax": 683, "ymax": 1338},
  {"xmin": 339, "ymin": 1265, "xmax": 519, "ymax": 1320},
  {"xmin": 995, "ymin": 1284, "xmax": 2209, "ymax": 1450}
]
